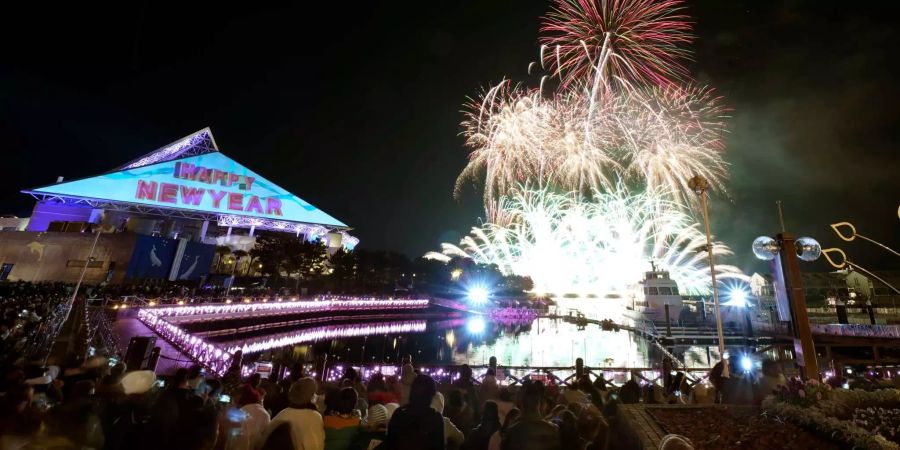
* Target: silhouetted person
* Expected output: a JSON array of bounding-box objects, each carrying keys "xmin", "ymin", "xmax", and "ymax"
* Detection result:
[
  {"xmin": 385, "ymin": 375, "xmax": 444, "ymax": 450},
  {"xmin": 501, "ymin": 381, "xmax": 559, "ymax": 450},
  {"xmin": 465, "ymin": 400, "xmax": 501, "ymax": 450}
]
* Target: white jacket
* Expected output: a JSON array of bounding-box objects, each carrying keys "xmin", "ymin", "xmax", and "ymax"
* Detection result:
[
  {"xmin": 227, "ymin": 403, "xmax": 271, "ymax": 450},
  {"xmin": 266, "ymin": 407, "xmax": 325, "ymax": 450}
]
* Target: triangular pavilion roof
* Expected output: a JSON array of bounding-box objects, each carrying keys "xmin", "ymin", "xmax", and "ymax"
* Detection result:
[{"xmin": 23, "ymin": 128, "xmax": 347, "ymax": 233}]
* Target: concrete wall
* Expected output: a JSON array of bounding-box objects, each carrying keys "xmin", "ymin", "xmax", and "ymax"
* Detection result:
[
  {"xmin": 0, "ymin": 217, "xmax": 29, "ymax": 231},
  {"xmin": 0, "ymin": 231, "xmax": 137, "ymax": 284}
]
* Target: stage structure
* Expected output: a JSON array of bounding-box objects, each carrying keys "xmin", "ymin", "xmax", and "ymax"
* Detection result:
[{"xmin": 0, "ymin": 128, "xmax": 356, "ymax": 284}]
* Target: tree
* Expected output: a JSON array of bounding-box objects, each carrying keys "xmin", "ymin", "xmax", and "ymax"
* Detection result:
[
  {"xmin": 214, "ymin": 246, "xmax": 231, "ymax": 273},
  {"xmin": 250, "ymin": 234, "xmax": 330, "ymax": 291},
  {"xmin": 412, "ymin": 257, "xmax": 452, "ymax": 295},
  {"xmin": 328, "ymin": 248, "xmax": 358, "ymax": 293},
  {"xmin": 283, "ymin": 240, "xmax": 329, "ymax": 291},
  {"xmin": 250, "ymin": 235, "xmax": 295, "ymax": 285},
  {"xmin": 499, "ymin": 275, "xmax": 534, "ymax": 295},
  {"xmin": 232, "ymin": 250, "xmax": 249, "ymax": 275},
  {"xmin": 354, "ymin": 250, "xmax": 412, "ymax": 293}
]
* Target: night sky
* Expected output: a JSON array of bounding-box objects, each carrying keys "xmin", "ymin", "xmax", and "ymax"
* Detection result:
[{"xmin": 1, "ymin": 1, "xmax": 898, "ymax": 274}]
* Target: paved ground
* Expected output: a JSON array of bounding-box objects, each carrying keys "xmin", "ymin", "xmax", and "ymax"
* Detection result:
[{"xmin": 113, "ymin": 309, "xmax": 195, "ymax": 375}]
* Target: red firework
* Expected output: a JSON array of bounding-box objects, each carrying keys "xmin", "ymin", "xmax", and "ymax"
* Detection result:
[{"xmin": 540, "ymin": 0, "xmax": 693, "ymax": 89}]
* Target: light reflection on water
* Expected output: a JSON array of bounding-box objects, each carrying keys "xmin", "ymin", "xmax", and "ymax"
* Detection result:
[
  {"xmin": 450, "ymin": 317, "xmax": 727, "ymax": 369},
  {"xmin": 228, "ymin": 298, "xmax": 749, "ymax": 370}
]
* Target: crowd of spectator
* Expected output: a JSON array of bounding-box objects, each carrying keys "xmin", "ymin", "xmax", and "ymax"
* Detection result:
[
  {"xmin": 0, "ymin": 283, "xmax": 789, "ymax": 450},
  {"xmin": 5, "ymin": 280, "xmax": 895, "ymax": 450},
  {"xmin": 0, "ymin": 349, "xmax": 659, "ymax": 450}
]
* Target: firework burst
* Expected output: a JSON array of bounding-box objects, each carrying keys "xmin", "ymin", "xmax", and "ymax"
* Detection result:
[
  {"xmin": 456, "ymin": 82, "xmax": 727, "ymax": 212},
  {"xmin": 428, "ymin": 185, "xmax": 746, "ymax": 295},
  {"xmin": 455, "ymin": 81, "xmax": 620, "ymax": 208},
  {"xmin": 436, "ymin": 0, "xmax": 743, "ymax": 295},
  {"xmin": 540, "ymin": 0, "xmax": 693, "ymax": 89},
  {"xmin": 617, "ymin": 85, "xmax": 728, "ymax": 205}
]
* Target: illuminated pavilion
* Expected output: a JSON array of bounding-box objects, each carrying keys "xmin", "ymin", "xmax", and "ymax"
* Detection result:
[{"xmin": 0, "ymin": 128, "xmax": 355, "ymax": 283}]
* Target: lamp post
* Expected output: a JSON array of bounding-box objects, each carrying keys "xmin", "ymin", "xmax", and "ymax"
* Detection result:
[
  {"xmin": 753, "ymin": 234, "xmax": 821, "ymax": 379},
  {"xmin": 688, "ymin": 175, "xmax": 729, "ymax": 377},
  {"xmin": 57, "ymin": 229, "xmax": 102, "ymax": 361}
]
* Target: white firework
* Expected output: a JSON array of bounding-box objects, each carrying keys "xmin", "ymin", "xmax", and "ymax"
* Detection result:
[
  {"xmin": 615, "ymin": 85, "xmax": 728, "ymax": 206},
  {"xmin": 456, "ymin": 82, "xmax": 620, "ymax": 210},
  {"xmin": 428, "ymin": 185, "xmax": 746, "ymax": 295},
  {"xmin": 456, "ymin": 82, "xmax": 727, "ymax": 213}
]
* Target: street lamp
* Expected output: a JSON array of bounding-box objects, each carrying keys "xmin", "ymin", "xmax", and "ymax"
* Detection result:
[
  {"xmin": 752, "ymin": 234, "xmax": 823, "ymax": 379},
  {"xmin": 467, "ymin": 286, "xmax": 490, "ymax": 305},
  {"xmin": 724, "ymin": 288, "xmax": 748, "ymax": 308},
  {"xmin": 466, "ymin": 316, "xmax": 486, "ymax": 334},
  {"xmin": 688, "ymin": 175, "xmax": 729, "ymax": 377}
]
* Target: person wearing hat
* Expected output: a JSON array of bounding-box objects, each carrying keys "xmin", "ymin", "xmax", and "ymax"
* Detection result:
[
  {"xmin": 366, "ymin": 404, "xmax": 389, "ymax": 431},
  {"xmin": 431, "ymin": 391, "xmax": 465, "ymax": 450},
  {"xmin": 240, "ymin": 373, "xmax": 264, "ymax": 406},
  {"xmin": 227, "ymin": 385, "xmax": 271, "ymax": 450},
  {"xmin": 265, "ymin": 377, "xmax": 324, "ymax": 450}
]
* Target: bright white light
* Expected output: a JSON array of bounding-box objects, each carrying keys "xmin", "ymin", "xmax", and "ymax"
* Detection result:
[
  {"xmin": 724, "ymin": 288, "xmax": 748, "ymax": 307},
  {"xmin": 467, "ymin": 317, "xmax": 486, "ymax": 334},
  {"xmin": 427, "ymin": 186, "xmax": 747, "ymax": 296},
  {"xmin": 740, "ymin": 356, "xmax": 753, "ymax": 372},
  {"xmin": 468, "ymin": 287, "xmax": 490, "ymax": 304}
]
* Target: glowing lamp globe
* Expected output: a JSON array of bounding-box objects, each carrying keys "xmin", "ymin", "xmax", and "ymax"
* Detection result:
[
  {"xmin": 796, "ymin": 237, "xmax": 822, "ymax": 262},
  {"xmin": 468, "ymin": 287, "xmax": 489, "ymax": 304},
  {"xmin": 752, "ymin": 236, "xmax": 779, "ymax": 261},
  {"xmin": 740, "ymin": 356, "xmax": 753, "ymax": 372},
  {"xmin": 724, "ymin": 288, "xmax": 748, "ymax": 307},
  {"xmin": 466, "ymin": 317, "xmax": 486, "ymax": 334}
]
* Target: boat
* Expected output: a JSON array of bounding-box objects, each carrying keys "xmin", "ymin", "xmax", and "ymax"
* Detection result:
[{"xmin": 627, "ymin": 263, "xmax": 683, "ymax": 322}]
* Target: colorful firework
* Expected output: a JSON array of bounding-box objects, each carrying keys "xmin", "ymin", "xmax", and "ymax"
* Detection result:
[
  {"xmin": 428, "ymin": 185, "xmax": 745, "ymax": 295},
  {"xmin": 540, "ymin": 0, "xmax": 693, "ymax": 89},
  {"xmin": 436, "ymin": 0, "xmax": 742, "ymax": 295},
  {"xmin": 456, "ymin": 82, "xmax": 727, "ymax": 212}
]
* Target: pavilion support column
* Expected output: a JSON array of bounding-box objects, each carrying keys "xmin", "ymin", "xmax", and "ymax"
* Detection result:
[
  {"xmin": 162, "ymin": 219, "xmax": 176, "ymax": 238},
  {"xmin": 199, "ymin": 220, "xmax": 209, "ymax": 242},
  {"xmin": 249, "ymin": 225, "xmax": 256, "ymax": 237},
  {"xmin": 226, "ymin": 226, "xmax": 232, "ymax": 237}
]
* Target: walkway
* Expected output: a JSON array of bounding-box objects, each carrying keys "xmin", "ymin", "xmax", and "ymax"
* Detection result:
[{"xmin": 112, "ymin": 309, "xmax": 196, "ymax": 375}]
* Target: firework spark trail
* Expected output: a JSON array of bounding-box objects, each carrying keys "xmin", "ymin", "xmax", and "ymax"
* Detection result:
[
  {"xmin": 428, "ymin": 185, "xmax": 746, "ymax": 295},
  {"xmin": 436, "ymin": 0, "xmax": 744, "ymax": 294},
  {"xmin": 456, "ymin": 82, "xmax": 726, "ymax": 213},
  {"xmin": 616, "ymin": 85, "xmax": 729, "ymax": 206},
  {"xmin": 540, "ymin": 0, "xmax": 693, "ymax": 89},
  {"xmin": 456, "ymin": 83, "xmax": 621, "ymax": 209}
]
